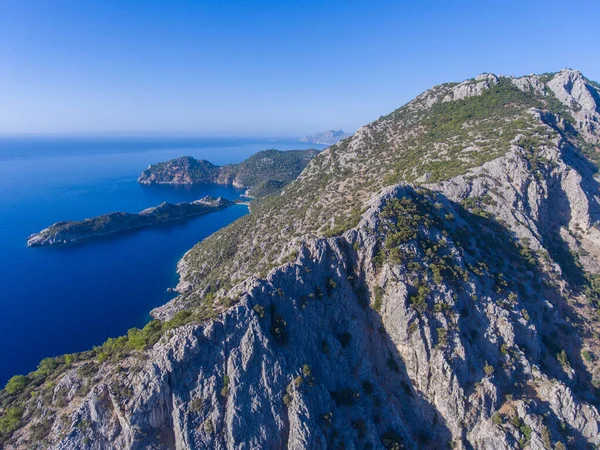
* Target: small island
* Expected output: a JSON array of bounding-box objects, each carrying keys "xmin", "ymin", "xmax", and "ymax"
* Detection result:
[{"xmin": 27, "ymin": 196, "xmax": 233, "ymax": 247}]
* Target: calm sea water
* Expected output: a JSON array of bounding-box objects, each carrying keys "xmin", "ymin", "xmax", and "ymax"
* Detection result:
[{"xmin": 0, "ymin": 137, "xmax": 325, "ymax": 385}]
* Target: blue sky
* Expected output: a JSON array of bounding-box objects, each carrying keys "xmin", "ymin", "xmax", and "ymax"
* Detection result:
[{"xmin": 1, "ymin": 0, "xmax": 599, "ymax": 137}]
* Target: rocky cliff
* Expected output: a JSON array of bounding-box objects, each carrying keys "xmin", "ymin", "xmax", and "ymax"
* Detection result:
[
  {"xmin": 2, "ymin": 69, "xmax": 600, "ymax": 449},
  {"xmin": 138, "ymin": 149, "xmax": 320, "ymax": 198},
  {"xmin": 300, "ymin": 130, "xmax": 352, "ymax": 145},
  {"xmin": 26, "ymin": 197, "xmax": 233, "ymax": 247}
]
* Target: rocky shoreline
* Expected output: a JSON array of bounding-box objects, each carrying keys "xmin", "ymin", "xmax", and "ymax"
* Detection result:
[{"xmin": 27, "ymin": 196, "xmax": 233, "ymax": 247}]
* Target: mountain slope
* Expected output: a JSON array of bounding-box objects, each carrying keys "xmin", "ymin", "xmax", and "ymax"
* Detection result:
[
  {"xmin": 2, "ymin": 69, "xmax": 600, "ymax": 449},
  {"xmin": 138, "ymin": 149, "xmax": 320, "ymax": 198}
]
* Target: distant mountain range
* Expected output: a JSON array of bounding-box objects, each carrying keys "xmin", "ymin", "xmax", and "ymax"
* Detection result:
[{"xmin": 299, "ymin": 129, "xmax": 352, "ymax": 145}]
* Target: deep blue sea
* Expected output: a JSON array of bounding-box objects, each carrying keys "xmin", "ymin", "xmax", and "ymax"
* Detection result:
[{"xmin": 0, "ymin": 137, "xmax": 325, "ymax": 386}]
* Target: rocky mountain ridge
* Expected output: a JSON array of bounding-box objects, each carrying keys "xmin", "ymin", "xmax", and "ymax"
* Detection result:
[
  {"xmin": 2, "ymin": 69, "xmax": 600, "ymax": 449},
  {"xmin": 138, "ymin": 149, "xmax": 320, "ymax": 198}
]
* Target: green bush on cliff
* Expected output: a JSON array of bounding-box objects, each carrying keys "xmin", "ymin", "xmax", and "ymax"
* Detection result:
[
  {"xmin": 165, "ymin": 311, "xmax": 193, "ymax": 330},
  {"xmin": 4, "ymin": 376, "xmax": 28, "ymax": 395},
  {"xmin": 94, "ymin": 320, "xmax": 161, "ymax": 359},
  {"xmin": 34, "ymin": 358, "xmax": 60, "ymax": 377},
  {"xmin": 0, "ymin": 407, "xmax": 23, "ymax": 437}
]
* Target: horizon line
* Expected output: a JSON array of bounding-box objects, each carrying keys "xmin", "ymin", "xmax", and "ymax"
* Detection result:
[{"xmin": 0, "ymin": 130, "xmax": 353, "ymax": 140}]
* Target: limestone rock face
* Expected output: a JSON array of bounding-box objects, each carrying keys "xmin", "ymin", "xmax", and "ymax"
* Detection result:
[
  {"xmin": 443, "ymin": 73, "xmax": 499, "ymax": 102},
  {"xmin": 10, "ymin": 184, "xmax": 600, "ymax": 449},
  {"xmin": 4, "ymin": 70, "xmax": 600, "ymax": 449},
  {"xmin": 547, "ymin": 69, "xmax": 600, "ymax": 144}
]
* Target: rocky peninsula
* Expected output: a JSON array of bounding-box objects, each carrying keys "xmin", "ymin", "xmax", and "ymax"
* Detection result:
[
  {"xmin": 27, "ymin": 196, "xmax": 233, "ymax": 247},
  {"xmin": 138, "ymin": 148, "xmax": 319, "ymax": 198}
]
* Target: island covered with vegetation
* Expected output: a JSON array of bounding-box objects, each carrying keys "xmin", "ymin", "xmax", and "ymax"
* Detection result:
[
  {"xmin": 27, "ymin": 196, "xmax": 233, "ymax": 247},
  {"xmin": 138, "ymin": 148, "xmax": 320, "ymax": 198}
]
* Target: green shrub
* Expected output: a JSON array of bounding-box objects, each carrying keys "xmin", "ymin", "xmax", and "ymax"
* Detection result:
[
  {"xmin": 436, "ymin": 327, "xmax": 448, "ymax": 347},
  {"xmin": 557, "ymin": 350, "xmax": 569, "ymax": 368},
  {"xmin": 126, "ymin": 329, "xmax": 149, "ymax": 351},
  {"xmin": 492, "ymin": 413, "xmax": 502, "ymax": 425},
  {"xmin": 373, "ymin": 286, "xmax": 384, "ymax": 311},
  {"xmin": 410, "ymin": 285, "xmax": 429, "ymax": 313},
  {"xmin": 77, "ymin": 363, "xmax": 97, "ymax": 378},
  {"xmin": 4, "ymin": 376, "xmax": 28, "ymax": 395},
  {"xmin": 293, "ymin": 376, "xmax": 303, "ymax": 388},
  {"xmin": 190, "ymin": 397, "xmax": 203, "ymax": 412},
  {"xmin": 510, "ymin": 415, "xmax": 521, "ymax": 428},
  {"xmin": 287, "ymin": 250, "xmax": 298, "ymax": 262},
  {"xmin": 540, "ymin": 425, "xmax": 552, "ymax": 449},
  {"xmin": 283, "ymin": 393, "xmax": 292, "ymax": 406},
  {"xmin": 165, "ymin": 310, "xmax": 192, "ymax": 329},
  {"xmin": 253, "ymin": 304, "xmax": 265, "ymax": 318},
  {"xmin": 35, "ymin": 358, "xmax": 59, "ymax": 377},
  {"xmin": 484, "ymin": 362, "xmax": 494, "ymax": 376},
  {"xmin": 0, "ymin": 407, "xmax": 23, "ymax": 436},
  {"xmin": 203, "ymin": 419, "xmax": 214, "ymax": 434},
  {"xmin": 519, "ymin": 425, "xmax": 532, "ymax": 445},
  {"xmin": 221, "ymin": 375, "xmax": 230, "ymax": 398},
  {"xmin": 302, "ymin": 364, "xmax": 311, "ymax": 377}
]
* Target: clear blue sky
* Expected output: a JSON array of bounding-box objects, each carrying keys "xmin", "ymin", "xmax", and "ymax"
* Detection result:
[{"xmin": 1, "ymin": 0, "xmax": 599, "ymax": 137}]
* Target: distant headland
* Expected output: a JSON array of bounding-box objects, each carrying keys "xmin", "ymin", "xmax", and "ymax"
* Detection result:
[
  {"xmin": 299, "ymin": 130, "xmax": 352, "ymax": 145},
  {"xmin": 138, "ymin": 148, "xmax": 319, "ymax": 198},
  {"xmin": 27, "ymin": 196, "xmax": 233, "ymax": 247}
]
